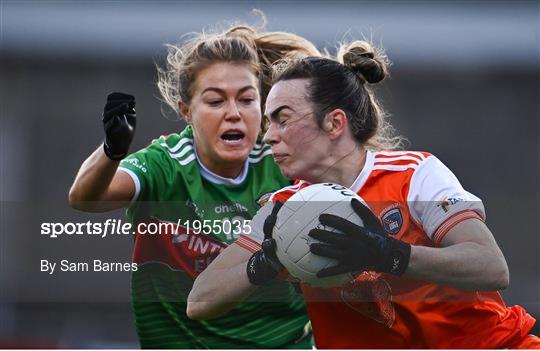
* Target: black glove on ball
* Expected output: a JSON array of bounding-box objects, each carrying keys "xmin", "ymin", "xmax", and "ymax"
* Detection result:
[
  {"xmin": 247, "ymin": 201, "xmax": 285, "ymax": 285},
  {"xmin": 102, "ymin": 92, "xmax": 136, "ymax": 161},
  {"xmin": 309, "ymin": 198, "xmax": 411, "ymax": 277}
]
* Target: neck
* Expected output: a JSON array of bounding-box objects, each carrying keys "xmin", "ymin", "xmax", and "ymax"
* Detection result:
[
  {"xmin": 200, "ymin": 156, "xmax": 245, "ymax": 179},
  {"xmin": 194, "ymin": 144, "xmax": 245, "ymax": 179},
  {"xmin": 206, "ymin": 162, "xmax": 245, "ymax": 179},
  {"xmin": 309, "ymin": 141, "xmax": 367, "ymax": 188}
]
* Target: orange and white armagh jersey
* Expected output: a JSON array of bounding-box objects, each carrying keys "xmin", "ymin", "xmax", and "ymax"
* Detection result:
[{"xmin": 236, "ymin": 150, "xmax": 536, "ymax": 349}]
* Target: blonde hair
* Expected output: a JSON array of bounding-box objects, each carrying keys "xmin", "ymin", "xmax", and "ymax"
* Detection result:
[
  {"xmin": 272, "ymin": 40, "xmax": 404, "ymax": 151},
  {"xmin": 157, "ymin": 14, "xmax": 320, "ymax": 121}
]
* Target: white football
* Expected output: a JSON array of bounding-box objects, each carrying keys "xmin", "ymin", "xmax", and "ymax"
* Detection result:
[{"xmin": 273, "ymin": 183, "xmax": 365, "ymax": 288}]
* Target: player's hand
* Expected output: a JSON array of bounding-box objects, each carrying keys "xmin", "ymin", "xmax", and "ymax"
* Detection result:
[
  {"xmin": 247, "ymin": 201, "xmax": 285, "ymax": 285},
  {"xmin": 309, "ymin": 198, "xmax": 411, "ymax": 277},
  {"xmin": 102, "ymin": 92, "xmax": 136, "ymax": 160}
]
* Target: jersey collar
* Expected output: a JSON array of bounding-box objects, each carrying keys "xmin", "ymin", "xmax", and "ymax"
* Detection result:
[{"xmin": 349, "ymin": 150, "xmax": 374, "ymax": 193}]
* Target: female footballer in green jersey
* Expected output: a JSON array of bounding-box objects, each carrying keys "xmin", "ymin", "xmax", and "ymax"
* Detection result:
[{"xmin": 69, "ymin": 21, "xmax": 319, "ymax": 348}]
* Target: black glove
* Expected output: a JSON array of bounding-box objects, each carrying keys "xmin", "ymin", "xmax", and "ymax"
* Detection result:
[
  {"xmin": 102, "ymin": 92, "xmax": 136, "ymax": 161},
  {"xmin": 309, "ymin": 198, "xmax": 411, "ymax": 277},
  {"xmin": 246, "ymin": 201, "xmax": 285, "ymax": 285}
]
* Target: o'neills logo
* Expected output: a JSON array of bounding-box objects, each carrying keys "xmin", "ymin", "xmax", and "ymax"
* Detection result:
[{"xmin": 214, "ymin": 203, "xmax": 249, "ymax": 214}]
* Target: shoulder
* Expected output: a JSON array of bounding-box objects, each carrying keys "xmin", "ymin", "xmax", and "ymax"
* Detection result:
[
  {"xmin": 247, "ymin": 141, "xmax": 274, "ymax": 165},
  {"xmin": 369, "ymin": 150, "xmax": 450, "ymax": 187},
  {"xmin": 149, "ymin": 128, "xmax": 196, "ymax": 166},
  {"xmin": 248, "ymin": 140, "xmax": 289, "ymax": 188},
  {"xmin": 127, "ymin": 127, "xmax": 199, "ymax": 175},
  {"xmin": 358, "ymin": 150, "xmax": 447, "ymax": 201},
  {"xmin": 121, "ymin": 127, "xmax": 197, "ymax": 180},
  {"xmin": 362, "ymin": 150, "xmax": 435, "ymax": 192},
  {"xmin": 269, "ymin": 180, "xmax": 311, "ymax": 203},
  {"xmin": 372, "ymin": 150, "xmax": 433, "ymax": 171}
]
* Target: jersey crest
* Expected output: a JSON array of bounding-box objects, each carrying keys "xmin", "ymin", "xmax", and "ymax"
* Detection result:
[
  {"xmin": 256, "ymin": 192, "xmax": 273, "ymax": 207},
  {"xmin": 381, "ymin": 204, "xmax": 404, "ymax": 235}
]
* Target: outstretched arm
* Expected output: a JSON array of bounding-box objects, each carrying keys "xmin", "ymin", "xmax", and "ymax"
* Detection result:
[
  {"xmin": 188, "ymin": 201, "xmax": 285, "ymax": 320},
  {"xmin": 187, "ymin": 243, "xmax": 256, "ymax": 320},
  {"xmin": 68, "ymin": 146, "xmax": 135, "ymax": 212},
  {"xmin": 69, "ymin": 92, "xmax": 137, "ymax": 212}
]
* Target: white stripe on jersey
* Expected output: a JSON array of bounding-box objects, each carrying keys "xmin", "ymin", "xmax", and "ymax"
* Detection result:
[
  {"xmin": 250, "ymin": 145, "xmax": 271, "ymax": 156},
  {"xmin": 251, "ymin": 143, "xmax": 266, "ymax": 152},
  {"xmin": 269, "ymin": 180, "xmax": 309, "ymax": 202},
  {"xmin": 248, "ymin": 148, "xmax": 273, "ymax": 163},
  {"xmin": 160, "ymin": 137, "xmax": 192, "ymax": 153},
  {"xmin": 177, "ymin": 153, "xmax": 196, "ymax": 166},
  {"xmin": 372, "ymin": 164, "xmax": 419, "ymax": 172},
  {"xmin": 168, "ymin": 145, "xmax": 193, "ymax": 159},
  {"xmin": 373, "ymin": 155, "xmax": 422, "ymax": 165},
  {"xmin": 375, "ymin": 150, "xmax": 426, "ymax": 160}
]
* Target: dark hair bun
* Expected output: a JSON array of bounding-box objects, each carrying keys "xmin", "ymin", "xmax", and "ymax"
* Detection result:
[{"xmin": 339, "ymin": 41, "xmax": 389, "ymax": 84}]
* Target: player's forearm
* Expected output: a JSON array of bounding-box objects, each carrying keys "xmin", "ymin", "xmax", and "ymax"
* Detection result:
[
  {"xmin": 406, "ymin": 242, "xmax": 509, "ymax": 291},
  {"xmin": 68, "ymin": 144, "xmax": 120, "ymax": 210},
  {"xmin": 187, "ymin": 262, "xmax": 256, "ymax": 320}
]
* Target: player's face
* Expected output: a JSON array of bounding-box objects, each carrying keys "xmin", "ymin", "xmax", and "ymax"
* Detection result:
[
  {"xmin": 263, "ymin": 79, "xmax": 330, "ymax": 180},
  {"xmin": 187, "ymin": 62, "xmax": 261, "ymax": 176}
]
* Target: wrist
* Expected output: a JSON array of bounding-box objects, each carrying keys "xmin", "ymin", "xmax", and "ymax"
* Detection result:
[
  {"xmin": 246, "ymin": 250, "xmax": 279, "ymax": 285},
  {"xmin": 103, "ymin": 141, "xmax": 127, "ymax": 161},
  {"xmin": 382, "ymin": 239, "xmax": 411, "ymax": 276}
]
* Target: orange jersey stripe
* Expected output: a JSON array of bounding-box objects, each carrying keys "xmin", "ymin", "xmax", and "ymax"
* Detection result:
[
  {"xmin": 432, "ymin": 210, "xmax": 484, "ymax": 245},
  {"xmin": 236, "ymin": 235, "xmax": 261, "ymax": 253}
]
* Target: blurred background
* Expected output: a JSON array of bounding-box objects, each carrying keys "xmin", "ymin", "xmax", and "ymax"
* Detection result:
[{"xmin": 1, "ymin": 0, "xmax": 539, "ymax": 348}]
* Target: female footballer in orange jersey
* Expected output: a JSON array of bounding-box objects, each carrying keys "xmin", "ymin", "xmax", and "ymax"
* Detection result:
[{"xmin": 188, "ymin": 40, "xmax": 540, "ymax": 348}]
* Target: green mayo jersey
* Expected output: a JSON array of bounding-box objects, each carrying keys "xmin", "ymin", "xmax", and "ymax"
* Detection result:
[{"xmin": 118, "ymin": 126, "xmax": 310, "ymax": 349}]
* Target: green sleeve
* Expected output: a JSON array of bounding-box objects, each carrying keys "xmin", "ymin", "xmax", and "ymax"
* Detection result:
[{"xmin": 118, "ymin": 136, "xmax": 175, "ymax": 203}]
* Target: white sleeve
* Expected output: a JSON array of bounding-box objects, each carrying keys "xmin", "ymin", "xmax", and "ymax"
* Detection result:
[
  {"xmin": 235, "ymin": 201, "xmax": 274, "ymax": 253},
  {"xmin": 408, "ymin": 155, "xmax": 486, "ymax": 244}
]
